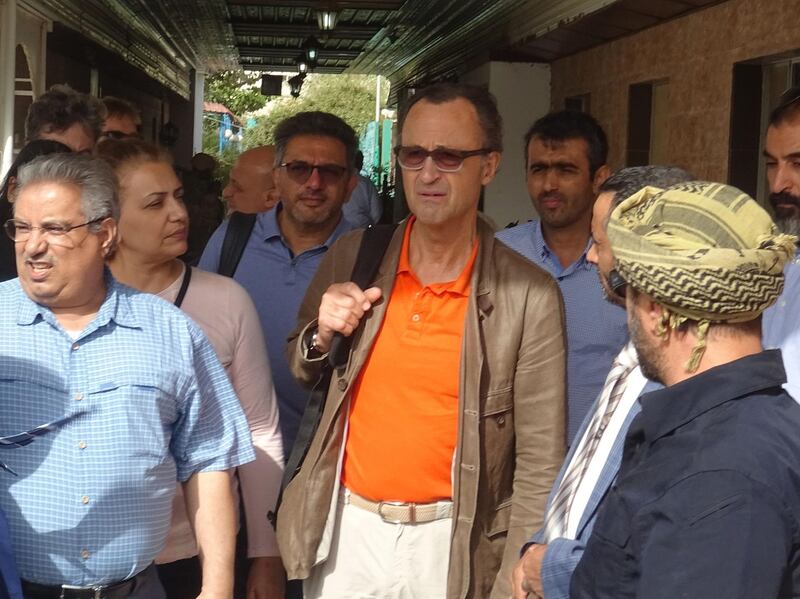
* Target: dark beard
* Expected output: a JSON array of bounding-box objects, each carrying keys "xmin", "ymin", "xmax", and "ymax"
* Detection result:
[
  {"xmin": 775, "ymin": 216, "xmax": 800, "ymax": 238},
  {"xmin": 769, "ymin": 191, "xmax": 800, "ymax": 223},
  {"xmin": 629, "ymin": 310, "xmax": 665, "ymax": 385}
]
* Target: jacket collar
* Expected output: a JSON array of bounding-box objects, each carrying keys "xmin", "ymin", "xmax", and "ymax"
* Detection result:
[{"xmin": 637, "ymin": 349, "xmax": 787, "ymax": 443}]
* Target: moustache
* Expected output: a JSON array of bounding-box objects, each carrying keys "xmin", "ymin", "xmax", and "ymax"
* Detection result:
[
  {"xmin": 537, "ymin": 192, "xmax": 566, "ymax": 203},
  {"xmin": 769, "ymin": 191, "xmax": 800, "ymax": 209}
]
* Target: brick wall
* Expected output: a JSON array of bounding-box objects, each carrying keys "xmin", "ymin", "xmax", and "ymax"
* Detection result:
[{"xmin": 550, "ymin": 0, "xmax": 800, "ymax": 181}]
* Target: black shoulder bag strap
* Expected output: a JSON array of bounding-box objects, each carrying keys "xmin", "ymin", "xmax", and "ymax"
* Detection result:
[
  {"xmin": 217, "ymin": 211, "xmax": 257, "ymax": 277},
  {"xmin": 268, "ymin": 223, "xmax": 397, "ymax": 528}
]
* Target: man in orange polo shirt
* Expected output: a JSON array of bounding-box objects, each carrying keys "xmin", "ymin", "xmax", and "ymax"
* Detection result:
[{"xmin": 277, "ymin": 82, "xmax": 568, "ymax": 599}]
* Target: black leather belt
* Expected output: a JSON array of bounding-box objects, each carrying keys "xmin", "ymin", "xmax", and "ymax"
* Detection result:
[{"xmin": 21, "ymin": 566, "xmax": 150, "ymax": 599}]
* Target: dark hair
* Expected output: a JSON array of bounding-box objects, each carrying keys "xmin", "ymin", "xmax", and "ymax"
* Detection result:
[
  {"xmin": 524, "ymin": 110, "xmax": 608, "ymax": 175},
  {"xmin": 25, "ymin": 84, "xmax": 106, "ymax": 143},
  {"xmin": 0, "ymin": 139, "xmax": 72, "ymax": 205},
  {"xmin": 769, "ymin": 85, "xmax": 800, "ymax": 127},
  {"xmin": 401, "ymin": 82, "xmax": 503, "ymax": 152},
  {"xmin": 94, "ymin": 138, "xmax": 172, "ymax": 174},
  {"xmin": 600, "ymin": 165, "xmax": 694, "ymax": 211},
  {"xmin": 273, "ymin": 111, "xmax": 358, "ymax": 171},
  {"xmin": 101, "ymin": 96, "xmax": 141, "ymax": 127}
]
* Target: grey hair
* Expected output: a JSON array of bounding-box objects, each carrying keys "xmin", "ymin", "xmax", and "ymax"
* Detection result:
[
  {"xmin": 15, "ymin": 153, "xmax": 120, "ymax": 229},
  {"xmin": 599, "ymin": 165, "xmax": 694, "ymax": 210}
]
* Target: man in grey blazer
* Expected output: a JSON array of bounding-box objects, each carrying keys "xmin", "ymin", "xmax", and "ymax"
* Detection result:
[{"xmin": 512, "ymin": 166, "xmax": 692, "ymax": 599}]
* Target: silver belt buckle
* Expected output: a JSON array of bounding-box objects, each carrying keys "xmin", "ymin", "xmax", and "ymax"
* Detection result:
[
  {"xmin": 59, "ymin": 585, "xmax": 104, "ymax": 599},
  {"xmin": 378, "ymin": 500, "xmax": 415, "ymax": 524}
]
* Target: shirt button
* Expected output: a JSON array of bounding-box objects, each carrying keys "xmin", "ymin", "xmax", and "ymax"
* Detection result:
[
  {"xmin": 73, "ymin": 392, "xmax": 83, "ymax": 401},
  {"xmin": 411, "ymin": 314, "xmax": 420, "ymax": 322},
  {"xmin": 337, "ymin": 379, "xmax": 347, "ymax": 392},
  {"xmin": 71, "ymin": 343, "xmax": 80, "ymax": 351},
  {"xmin": 80, "ymin": 549, "xmax": 90, "ymax": 560},
  {"xmin": 496, "ymin": 415, "xmax": 505, "ymax": 425},
  {"xmin": 78, "ymin": 441, "xmax": 87, "ymax": 450},
  {"xmin": 81, "ymin": 495, "xmax": 90, "ymax": 505}
]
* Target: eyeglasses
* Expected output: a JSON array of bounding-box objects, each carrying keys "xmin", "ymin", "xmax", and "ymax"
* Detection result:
[
  {"xmin": 4, "ymin": 218, "xmax": 105, "ymax": 246},
  {"xmin": 279, "ymin": 161, "xmax": 349, "ymax": 185},
  {"xmin": 394, "ymin": 145, "xmax": 492, "ymax": 172}
]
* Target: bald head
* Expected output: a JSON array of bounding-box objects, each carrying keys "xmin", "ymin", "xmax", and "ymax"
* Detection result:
[{"xmin": 223, "ymin": 145, "xmax": 277, "ymax": 214}]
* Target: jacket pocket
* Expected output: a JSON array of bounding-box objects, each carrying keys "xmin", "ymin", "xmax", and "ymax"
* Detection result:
[
  {"xmin": 592, "ymin": 500, "xmax": 632, "ymax": 549},
  {"xmin": 486, "ymin": 499, "xmax": 512, "ymax": 538}
]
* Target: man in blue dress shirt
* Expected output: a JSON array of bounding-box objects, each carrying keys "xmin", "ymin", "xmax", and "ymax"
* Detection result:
[
  {"xmin": 200, "ymin": 111, "xmax": 357, "ymax": 454},
  {"xmin": 0, "ymin": 153, "xmax": 255, "ymax": 598},
  {"xmin": 763, "ymin": 84, "xmax": 800, "ymax": 400},
  {"xmin": 497, "ymin": 111, "xmax": 627, "ymax": 442},
  {"xmin": 511, "ymin": 166, "xmax": 693, "ymax": 599}
]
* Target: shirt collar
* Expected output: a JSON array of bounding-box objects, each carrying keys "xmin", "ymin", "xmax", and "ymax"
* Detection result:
[
  {"xmin": 16, "ymin": 269, "xmax": 141, "ymax": 331},
  {"xmin": 637, "ymin": 350, "xmax": 787, "ymax": 443},
  {"xmin": 531, "ymin": 219, "xmax": 593, "ymax": 273},
  {"xmin": 397, "ymin": 216, "xmax": 478, "ymax": 297},
  {"xmin": 263, "ymin": 202, "xmax": 354, "ymax": 251}
]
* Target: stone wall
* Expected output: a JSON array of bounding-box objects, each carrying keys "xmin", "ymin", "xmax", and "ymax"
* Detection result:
[{"xmin": 550, "ymin": 0, "xmax": 800, "ymax": 181}]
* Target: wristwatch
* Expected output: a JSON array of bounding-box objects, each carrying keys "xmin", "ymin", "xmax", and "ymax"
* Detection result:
[{"xmin": 305, "ymin": 328, "xmax": 324, "ymax": 359}]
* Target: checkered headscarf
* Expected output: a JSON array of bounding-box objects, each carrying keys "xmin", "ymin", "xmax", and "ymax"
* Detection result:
[{"xmin": 608, "ymin": 181, "xmax": 796, "ymax": 371}]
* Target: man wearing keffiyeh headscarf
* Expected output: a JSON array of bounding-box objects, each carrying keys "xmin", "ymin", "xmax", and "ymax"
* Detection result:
[{"xmin": 569, "ymin": 181, "xmax": 800, "ymax": 599}]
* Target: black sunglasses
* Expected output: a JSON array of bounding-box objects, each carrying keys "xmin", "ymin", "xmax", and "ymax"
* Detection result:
[{"xmin": 279, "ymin": 161, "xmax": 349, "ymax": 185}]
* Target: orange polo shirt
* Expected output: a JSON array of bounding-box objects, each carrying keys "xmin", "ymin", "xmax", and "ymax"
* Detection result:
[{"xmin": 341, "ymin": 218, "xmax": 478, "ymax": 503}]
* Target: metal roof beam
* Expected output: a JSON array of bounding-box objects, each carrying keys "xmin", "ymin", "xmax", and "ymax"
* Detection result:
[
  {"xmin": 238, "ymin": 46, "xmax": 361, "ymax": 59},
  {"xmin": 231, "ymin": 20, "xmax": 380, "ymax": 39},
  {"xmin": 228, "ymin": 0, "xmax": 403, "ymax": 7}
]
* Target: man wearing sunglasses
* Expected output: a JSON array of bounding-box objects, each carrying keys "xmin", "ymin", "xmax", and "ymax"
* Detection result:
[
  {"xmin": 570, "ymin": 181, "xmax": 799, "ymax": 599},
  {"xmin": 512, "ymin": 166, "xmax": 692, "ymax": 599},
  {"xmin": 99, "ymin": 97, "xmax": 141, "ymax": 141},
  {"xmin": 277, "ymin": 82, "xmax": 568, "ymax": 599},
  {"xmin": 497, "ymin": 111, "xmax": 627, "ymax": 447},
  {"xmin": 199, "ymin": 111, "xmax": 357, "ymax": 456}
]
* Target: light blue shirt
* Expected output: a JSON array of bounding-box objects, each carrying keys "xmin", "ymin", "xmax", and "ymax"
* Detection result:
[
  {"xmin": 342, "ymin": 175, "xmax": 382, "ymax": 229},
  {"xmin": 199, "ymin": 204, "xmax": 354, "ymax": 453},
  {"xmin": 763, "ymin": 249, "xmax": 800, "ymax": 401},
  {"xmin": 496, "ymin": 219, "xmax": 628, "ymax": 443},
  {"xmin": 0, "ymin": 274, "xmax": 255, "ymax": 586}
]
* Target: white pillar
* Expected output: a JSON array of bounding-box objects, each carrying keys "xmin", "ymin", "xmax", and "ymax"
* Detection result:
[
  {"xmin": 192, "ymin": 69, "xmax": 205, "ymax": 155},
  {"xmin": 1, "ymin": 0, "xmax": 18, "ymax": 177}
]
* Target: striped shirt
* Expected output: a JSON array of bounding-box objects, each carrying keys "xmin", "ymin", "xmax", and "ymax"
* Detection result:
[
  {"xmin": 0, "ymin": 273, "xmax": 255, "ymax": 586},
  {"xmin": 496, "ymin": 219, "xmax": 628, "ymax": 443}
]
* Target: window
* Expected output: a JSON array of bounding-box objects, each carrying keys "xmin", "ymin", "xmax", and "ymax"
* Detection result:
[
  {"xmin": 565, "ymin": 94, "xmax": 590, "ymax": 113},
  {"xmin": 626, "ymin": 80, "xmax": 668, "ymax": 167}
]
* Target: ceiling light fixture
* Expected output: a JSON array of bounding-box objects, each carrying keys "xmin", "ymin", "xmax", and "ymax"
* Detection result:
[
  {"xmin": 316, "ymin": 9, "xmax": 338, "ymax": 31},
  {"xmin": 289, "ymin": 73, "xmax": 306, "ymax": 98},
  {"xmin": 303, "ymin": 36, "xmax": 321, "ymax": 63}
]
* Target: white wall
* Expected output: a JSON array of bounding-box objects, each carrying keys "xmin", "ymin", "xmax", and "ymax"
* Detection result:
[{"xmin": 463, "ymin": 61, "xmax": 551, "ymax": 228}]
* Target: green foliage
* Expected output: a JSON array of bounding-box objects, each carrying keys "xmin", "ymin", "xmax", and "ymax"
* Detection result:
[
  {"xmin": 205, "ymin": 70, "xmax": 268, "ymax": 117},
  {"xmin": 243, "ymin": 74, "xmax": 390, "ymax": 149}
]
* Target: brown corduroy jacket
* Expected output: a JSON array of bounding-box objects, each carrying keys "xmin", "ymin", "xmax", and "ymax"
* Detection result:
[{"xmin": 276, "ymin": 216, "xmax": 567, "ymax": 598}]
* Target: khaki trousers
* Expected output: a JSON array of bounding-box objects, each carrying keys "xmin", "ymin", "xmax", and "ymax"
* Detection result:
[{"xmin": 304, "ymin": 489, "xmax": 453, "ymax": 599}]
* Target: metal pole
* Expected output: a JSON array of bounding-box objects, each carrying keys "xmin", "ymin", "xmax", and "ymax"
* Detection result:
[
  {"xmin": 374, "ymin": 74, "xmax": 381, "ymax": 122},
  {"xmin": 192, "ymin": 68, "xmax": 205, "ymax": 155},
  {"xmin": 1, "ymin": 0, "xmax": 18, "ymax": 177}
]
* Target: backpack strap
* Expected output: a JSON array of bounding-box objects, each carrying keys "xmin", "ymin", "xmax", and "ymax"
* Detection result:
[
  {"xmin": 328, "ymin": 223, "xmax": 397, "ymax": 368},
  {"xmin": 217, "ymin": 212, "xmax": 257, "ymax": 277}
]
